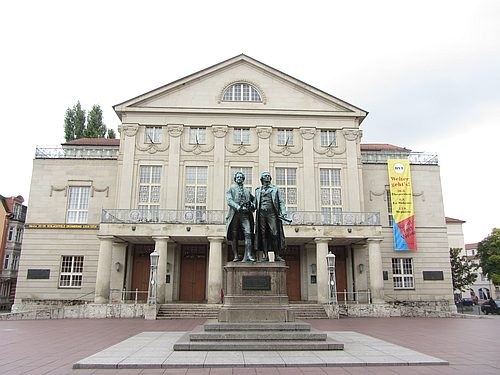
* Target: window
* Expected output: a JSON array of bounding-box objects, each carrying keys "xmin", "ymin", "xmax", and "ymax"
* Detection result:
[
  {"xmin": 275, "ymin": 167, "xmax": 297, "ymax": 212},
  {"xmin": 67, "ymin": 186, "xmax": 90, "ymax": 223},
  {"xmin": 15, "ymin": 227, "xmax": 23, "ymax": 243},
  {"xmin": 59, "ymin": 256, "xmax": 84, "ymax": 288},
  {"xmin": 392, "ymin": 258, "xmax": 414, "ymax": 289},
  {"xmin": 8, "ymin": 226, "xmax": 14, "ymax": 241},
  {"xmin": 319, "ymin": 168, "xmax": 342, "ymax": 222},
  {"xmin": 11, "ymin": 255, "xmax": 19, "ymax": 271},
  {"xmin": 320, "ymin": 130, "xmax": 337, "ymax": 147},
  {"xmin": 145, "ymin": 126, "xmax": 162, "ymax": 143},
  {"xmin": 233, "ymin": 128, "xmax": 250, "ymax": 145},
  {"xmin": 3, "ymin": 254, "xmax": 9, "ymax": 270},
  {"xmin": 138, "ymin": 166, "xmax": 161, "ymax": 212},
  {"xmin": 222, "ymin": 83, "xmax": 262, "ymax": 102},
  {"xmin": 190, "ymin": 127, "xmax": 206, "ymax": 144},
  {"xmin": 278, "ymin": 129, "xmax": 293, "ymax": 146},
  {"xmin": 230, "ymin": 167, "xmax": 253, "ymax": 188},
  {"xmin": 185, "ymin": 166, "xmax": 208, "ymax": 221}
]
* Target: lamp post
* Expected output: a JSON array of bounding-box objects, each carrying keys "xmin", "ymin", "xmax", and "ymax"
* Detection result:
[
  {"xmin": 326, "ymin": 252, "xmax": 337, "ymax": 304},
  {"xmin": 147, "ymin": 250, "xmax": 159, "ymax": 304}
]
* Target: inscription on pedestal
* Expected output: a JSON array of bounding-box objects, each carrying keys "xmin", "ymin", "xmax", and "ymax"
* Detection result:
[{"xmin": 242, "ymin": 275, "xmax": 271, "ymax": 290}]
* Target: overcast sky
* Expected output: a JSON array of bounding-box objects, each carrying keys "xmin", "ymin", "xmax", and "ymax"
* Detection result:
[{"xmin": 1, "ymin": 1, "xmax": 498, "ymax": 243}]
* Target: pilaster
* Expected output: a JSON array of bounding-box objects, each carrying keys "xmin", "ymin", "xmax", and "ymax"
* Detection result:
[
  {"xmin": 343, "ymin": 129, "xmax": 362, "ymax": 211},
  {"xmin": 117, "ymin": 124, "xmax": 138, "ymax": 208},
  {"xmin": 257, "ymin": 126, "xmax": 271, "ymax": 172},
  {"xmin": 166, "ymin": 125, "xmax": 183, "ymax": 209}
]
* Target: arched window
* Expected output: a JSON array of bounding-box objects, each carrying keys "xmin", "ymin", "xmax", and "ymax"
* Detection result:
[{"xmin": 222, "ymin": 83, "xmax": 262, "ymax": 102}]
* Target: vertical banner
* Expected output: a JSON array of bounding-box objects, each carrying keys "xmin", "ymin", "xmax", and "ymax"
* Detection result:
[{"xmin": 387, "ymin": 159, "xmax": 417, "ymax": 251}]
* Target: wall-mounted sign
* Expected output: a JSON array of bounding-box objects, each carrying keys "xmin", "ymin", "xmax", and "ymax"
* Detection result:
[
  {"xmin": 27, "ymin": 269, "xmax": 50, "ymax": 279},
  {"xmin": 25, "ymin": 223, "xmax": 99, "ymax": 230}
]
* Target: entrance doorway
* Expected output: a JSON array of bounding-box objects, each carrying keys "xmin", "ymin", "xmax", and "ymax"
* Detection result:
[
  {"xmin": 130, "ymin": 244, "xmax": 154, "ymax": 302},
  {"xmin": 283, "ymin": 246, "xmax": 301, "ymax": 301},
  {"xmin": 330, "ymin": 246, "xmax": 347, "ymax": 302},
  {"xmin": 179, "ymin": 245, "xmax": 207, "ymax": 302}
]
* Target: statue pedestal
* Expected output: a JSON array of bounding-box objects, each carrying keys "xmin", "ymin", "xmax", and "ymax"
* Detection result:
[
  {"xmin": 218, "ymin": 262, "xmax": 295, "ymax": 322},
  {"xmin": 173, "ymin": 261, "xmax": 344, "ymax": 351}
]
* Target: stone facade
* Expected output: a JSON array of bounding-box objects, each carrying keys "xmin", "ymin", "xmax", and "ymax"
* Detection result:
[{"xmin": 13, "ymin": 55, "xmax": 454, "ymax": 317}]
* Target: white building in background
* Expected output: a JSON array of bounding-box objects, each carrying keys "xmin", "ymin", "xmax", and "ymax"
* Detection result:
[
  {"xmin": 464, "ymin": 243, "xmax": 497, "ymax": 300},
  {"xmin": 14, "ymin": 55, "xmax": 455, "ymax": 317}
]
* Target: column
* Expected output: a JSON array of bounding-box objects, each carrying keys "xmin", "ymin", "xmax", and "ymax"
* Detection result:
[
  {"xmin": 153, "ymin": 236, "xmax": 170, "ymax": 304},
  {"xmin": 315, "ymin": 238, "xmax": 332, "ymax": 304},
  {"xmin": 95, "ymin": 235, "xmax": 114, "ymax": 304},
  {"xmin": 367, "ymin": 238, "xmax": 385, "ymax": 303},
  {"xmin": 109, "ymin": 241, "xmax": 127, "ymax": 298},
  {"xmin": 207, "ymin": 236, "xmax": 224, "ymax": 304}
]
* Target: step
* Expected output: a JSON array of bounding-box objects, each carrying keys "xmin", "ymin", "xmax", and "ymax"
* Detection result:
[
  {"xmin": 189, "ymin": 330, "xmax": 328, "ymax": 341},
  {"xmin": 204, "ymin": 321, "xmax": 311, "ymax": 331},
  {"xmin": 173, "ymin": 333, "xmax": 343, "ymax": 351}
]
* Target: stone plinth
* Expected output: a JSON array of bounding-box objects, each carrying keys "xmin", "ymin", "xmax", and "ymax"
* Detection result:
[{"xmin": 219, "ymin": 262, "xmax": 294, "ymax": 322}]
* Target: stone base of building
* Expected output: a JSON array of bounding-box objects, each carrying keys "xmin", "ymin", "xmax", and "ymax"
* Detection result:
[
  {"xmin": 8, "ymin": 301, "xmax": 157, "ymax": 320},
  {"xmin": 325, "ymin": 300, "xmax": 457, "ymax": 318}
]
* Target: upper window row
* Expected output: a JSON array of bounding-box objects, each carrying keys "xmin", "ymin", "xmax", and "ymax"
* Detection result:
[{"xmin": 145, "ymin": 126, "xmax": 337, "ymax": 147}]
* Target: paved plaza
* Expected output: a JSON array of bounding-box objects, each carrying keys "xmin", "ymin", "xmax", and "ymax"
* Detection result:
[{"xmin": 0, "ymin": 316, "xmax": 499, "ymax": 374}]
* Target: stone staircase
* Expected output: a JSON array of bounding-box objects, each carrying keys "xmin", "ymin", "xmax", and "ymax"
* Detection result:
[
  {"xmin": 289, "ymin": 303, "xmax": 328, "ymax": 319},
  {"xmin": 156, "ymin": 304, "xmax": 221, "ymax": 319},
  {"xmin": 156, "ymin": 303, "xmax": 328, "ymax": 319}
]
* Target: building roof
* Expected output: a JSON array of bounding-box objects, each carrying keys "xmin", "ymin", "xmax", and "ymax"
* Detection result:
[
  {"xmin": 465, "ymin": 243, "xmax": 478, "ymax": 250},
  {"xmin": 360, "ymin": 144, "xmax": 411, "ymax": 152},
  {"xmin": 445, "ymin": 217, "xmax": 466, "ymax": 224},
  {"xmin": 62, "ymin": 138, "xmax": 120, "ymax": 146},
  {"xmin": 113, "ymin": 54, "xmax": 368, "ymax": 123}
]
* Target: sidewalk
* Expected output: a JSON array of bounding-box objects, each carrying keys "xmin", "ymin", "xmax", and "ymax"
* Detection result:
[{"xmin": 0, "ymin": 316, "xmax": 499, "ymax": 374}]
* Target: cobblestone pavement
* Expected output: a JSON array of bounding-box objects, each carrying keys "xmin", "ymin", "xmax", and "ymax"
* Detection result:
[{"xmin": 0, "ymin": 316, "xmax": 498, "ymax": 374}]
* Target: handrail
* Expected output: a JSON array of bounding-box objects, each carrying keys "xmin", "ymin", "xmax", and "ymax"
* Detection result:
[
  {"xmin": 331, "ymin": 290, "xmax": 372, "ymax": 304},
  {"xmin": 35, "ymin": 146, "xmax": 119, "ymax": 159},
  {"xmin": 109, "ymin": 288, "xmax": 148, "ymax": 304}
]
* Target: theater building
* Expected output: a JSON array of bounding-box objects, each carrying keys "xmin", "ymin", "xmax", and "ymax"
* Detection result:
[{"xmin": 13, "ymin": 55, "xmax": 455, "ymax": 316}]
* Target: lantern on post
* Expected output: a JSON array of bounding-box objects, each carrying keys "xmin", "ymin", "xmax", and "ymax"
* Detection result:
[
  {"xmin": 326, "ymin": 251, "xmax": 337, "ymax": 304},
  {"xmin": 147, "ymin": 249, "xmax": 159, "ymax": 304}
]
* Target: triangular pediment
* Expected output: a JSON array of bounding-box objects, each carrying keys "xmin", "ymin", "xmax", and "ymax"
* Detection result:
[{"xmin": 114, "ymin": 54, "xmax": 367, "ymax": 120}]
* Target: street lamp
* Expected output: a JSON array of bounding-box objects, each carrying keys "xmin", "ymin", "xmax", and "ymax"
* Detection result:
[
  {"xmin": 147, "ymin": 250, "xmax": 159, "ymax": 304},
  {"xmin": 326, "ymin": 252, "xmax": 337, "ymax": 304}
]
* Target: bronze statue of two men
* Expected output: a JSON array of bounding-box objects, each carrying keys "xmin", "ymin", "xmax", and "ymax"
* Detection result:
[{"xmin": 226, "ymin": 171, "xmax": 290, "ymax": 262}]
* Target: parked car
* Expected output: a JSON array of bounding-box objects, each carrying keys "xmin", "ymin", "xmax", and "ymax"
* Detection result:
[
  {"xmin": 480, "ymin": 299, "xmax": 500, "ymax": 315},
  {"xmin": 460, "ymin": 298, "xmax": 474, "ymax": 306}
]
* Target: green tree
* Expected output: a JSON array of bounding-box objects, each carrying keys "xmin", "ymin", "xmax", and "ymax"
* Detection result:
[
  {"xmin": 85, "ymin": 105, "xmax": 107, "ymax": 138},
  {"xmin": 63, "ymin": 101, "xmax": 86, "ymax": 142},
  {"xmin": 107, "ymin": 128, "xmax": 116, "ymax": 139},
  {"xmin": 64, "ymin": 107, "xmax": 76, "ymax": 142},
  {"xmin": 450, "ymin": 247, "xmax": 478, "ymax": 292},
  {"xmin": 74, "ymin": 101, "xmax": 86, "ymax": 139},
  {"xmin": 477, "ymin": 228, "xmax": 500, "ymax": 285}
]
